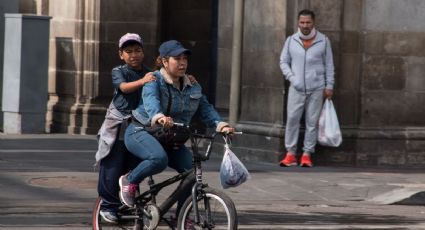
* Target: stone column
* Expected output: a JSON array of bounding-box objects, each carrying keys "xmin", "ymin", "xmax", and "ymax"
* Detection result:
[
  {"xmin": 46, "ymin": 0, "xmax": 101, "ymax": 134},
  {"xmin": 217, "ymin": 0, "xmax": 287, "ymax": 162},
  {"xmin": 2, "ymin": 14, "xmax": 51, "ymax": 134},
  {"xmin": 356, "ymin": 0, "xmax": 425, "ymax": 167},
  {"xmin": 68, "ymin": 0, "xmax": 101, "ymax": 134}
]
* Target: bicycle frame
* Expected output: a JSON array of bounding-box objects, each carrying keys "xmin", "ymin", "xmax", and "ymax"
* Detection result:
[
  {"xmin": 118, "ymin": 171, "xmax": 191, "ymax": 213},
  {"xmin": 100, "ymin": 124, "xmax": 235, "ymax": 229}
]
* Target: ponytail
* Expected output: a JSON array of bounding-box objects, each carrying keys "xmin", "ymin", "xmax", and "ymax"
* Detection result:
[{"xmin": 153, "ymin": 55, "xmax": 170, "ymax": 71}]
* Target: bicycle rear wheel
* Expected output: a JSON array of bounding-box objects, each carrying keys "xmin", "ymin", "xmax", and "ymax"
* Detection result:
[
  {"xmin": 177, "ymin": 187, "xmax": 237, "ymax": 230},
  {"xmin": 92, "ymin": 197, "xmax": 115, "ymax": 230},
  {"xmin": 92, "ymin": 197, "xmax": 140, "ymax": 230}
]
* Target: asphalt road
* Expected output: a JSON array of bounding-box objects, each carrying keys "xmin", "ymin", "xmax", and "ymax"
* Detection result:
[{"xmin": 1, "ymin": 134, "xmax": 425, "ymax": 229}]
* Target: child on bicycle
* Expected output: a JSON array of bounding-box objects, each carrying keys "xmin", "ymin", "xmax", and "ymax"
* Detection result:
[
  {"xmin": 119, "ymin": 40, "xmax": 234, "ymax": 218},
  {"xmin": 95, "ymin": 33, "xmax": 156, "ymax": 223}
]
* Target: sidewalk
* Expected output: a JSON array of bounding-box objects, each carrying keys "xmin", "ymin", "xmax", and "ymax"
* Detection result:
[{"xmin": 1, "ymin": 133, "xmax": 425, "ymax": 229}]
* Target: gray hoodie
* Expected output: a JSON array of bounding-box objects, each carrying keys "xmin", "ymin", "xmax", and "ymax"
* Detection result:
[{"xmin": 279, "ymin": 30, "xmax": 334, "ymax": 93}]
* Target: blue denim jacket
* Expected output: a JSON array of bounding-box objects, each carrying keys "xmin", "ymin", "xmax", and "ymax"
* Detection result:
[{"xmin": 132, "ymin": 69, "xmax": 228, "ymax": 131}]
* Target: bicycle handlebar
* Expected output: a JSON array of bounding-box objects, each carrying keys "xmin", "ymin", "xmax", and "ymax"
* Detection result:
[
  {"xmin": 172, "ymin": 122, "xmax": 186, "ymax": 127},
  {"xmin": 171, "ymin": 122, "xmax": 241, "ymax": 161},
  {"xmin": 173, "ymin": 122, "xmax": 242, "ymax": 135}
]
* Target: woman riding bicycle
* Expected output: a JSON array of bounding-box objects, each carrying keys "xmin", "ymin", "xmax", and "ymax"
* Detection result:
[{"xmin": 119, "ymin": 40, "xmax": 235, "ymax": 217}]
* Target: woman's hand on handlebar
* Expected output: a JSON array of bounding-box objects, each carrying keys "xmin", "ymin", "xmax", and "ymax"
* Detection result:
[
  {"xmin": 221, "ymin": 126, "xmax": 235, "ymax": 134},
  {"xmin": 158, "ymin": 116, "xmax": 174, "ymax": 129}
]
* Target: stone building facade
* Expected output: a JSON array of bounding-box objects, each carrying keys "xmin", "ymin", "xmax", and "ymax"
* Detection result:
[{"xmin": 1, "ymin": 0, "xmax": 424, "ymax": 167}]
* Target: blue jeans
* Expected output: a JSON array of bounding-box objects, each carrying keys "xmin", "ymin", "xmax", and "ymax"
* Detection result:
[{"xmin": 124, "ymin": 123, "xmax": 193, "ymax": 213}]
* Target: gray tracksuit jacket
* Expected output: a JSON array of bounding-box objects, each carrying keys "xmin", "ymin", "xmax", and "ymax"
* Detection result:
[{"xmin": 279, "ymin": 30, "xmax": 334, "ymax": 93}]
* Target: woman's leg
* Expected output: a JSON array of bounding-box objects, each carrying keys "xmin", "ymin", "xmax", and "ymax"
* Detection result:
[
  {"xmin": 124, "ymin": 146, "xmax": 142, "ymax": 174},
  {"xmin": 120, "ymin": 124, "xmax": 169, "ymax": 207},
  {"xmin": 124, "ymin": 123, "xmax": 168, "ymax": 184}
]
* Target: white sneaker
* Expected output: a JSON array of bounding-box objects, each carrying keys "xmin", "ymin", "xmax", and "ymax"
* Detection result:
[{"xmin": 100, "ymin": 209, "xmax": 118, "ymax": 223}]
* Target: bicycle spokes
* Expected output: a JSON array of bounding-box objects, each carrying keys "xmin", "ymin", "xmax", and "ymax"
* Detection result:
[{"xmin": 178, "ymin": 188, "xmax": 237, "ymax": 229}]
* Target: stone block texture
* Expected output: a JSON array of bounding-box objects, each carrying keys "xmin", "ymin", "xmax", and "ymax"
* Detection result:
[{"xmin": 10, "ymin": 0, "xmax": 425, "ymax": 166}]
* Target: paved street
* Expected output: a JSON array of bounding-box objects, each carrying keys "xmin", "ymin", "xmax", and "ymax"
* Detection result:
[{"xmin": 1, "ymin": 133, "xmax": 425, "ymax": 229}]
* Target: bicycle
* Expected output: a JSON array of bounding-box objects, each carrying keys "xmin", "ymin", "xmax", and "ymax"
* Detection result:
[{"xmin": 92, "ymin": 123, "xmax": 240, "ymax": 230}]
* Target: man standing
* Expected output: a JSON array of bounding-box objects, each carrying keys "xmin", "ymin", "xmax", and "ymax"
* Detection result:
[{"xmin": 279, "ymin": 9, "xmax": 334, "ymax": 167}]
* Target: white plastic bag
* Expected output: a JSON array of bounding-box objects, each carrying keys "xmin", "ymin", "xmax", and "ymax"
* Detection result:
[
  {"xmin": 317, "ymin": 99, "xmax": 342, "ymax": 147},
  {"xmin": 219, "ymin": 144, "xmax": 251, "ymax": 189}
]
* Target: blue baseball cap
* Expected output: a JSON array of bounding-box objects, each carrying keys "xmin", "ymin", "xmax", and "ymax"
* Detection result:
[{"xmin": 159, "ymin": 40, "xmax": 191, "ymax": 57}]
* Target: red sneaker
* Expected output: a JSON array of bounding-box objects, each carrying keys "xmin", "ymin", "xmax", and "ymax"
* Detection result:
[
  {"xmin": 279, "ymin": 153, "xmax": 297, "ymax": 167},
  {"xmin": 300, "ymin": 154, "xmax": 313, "ymax": 167}
]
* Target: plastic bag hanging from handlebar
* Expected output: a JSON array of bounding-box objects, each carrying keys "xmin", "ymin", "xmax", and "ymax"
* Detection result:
[{"xmin": 219, "ymin": 139, "xmax": 251, "ymax": 189}]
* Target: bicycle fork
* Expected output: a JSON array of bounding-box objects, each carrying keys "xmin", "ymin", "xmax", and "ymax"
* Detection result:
[{"xmin": 191, "ymin": 161, "xmax": 213, "ymax": 228}]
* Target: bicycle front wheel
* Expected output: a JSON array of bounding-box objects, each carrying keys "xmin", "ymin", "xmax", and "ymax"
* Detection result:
[{"xmin": 177, "ymin": 187, "xmax": 237, "ymax": 230}]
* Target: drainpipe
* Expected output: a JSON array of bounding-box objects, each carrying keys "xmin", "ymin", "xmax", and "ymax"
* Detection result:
[{"xmin": 229, "ymin": 0, "xmax": 244, "ymax": 126}]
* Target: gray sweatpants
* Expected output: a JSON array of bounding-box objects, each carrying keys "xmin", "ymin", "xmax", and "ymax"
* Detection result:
[{"xmin": 285, "ymin": 86, "xmax": 324, "ymax": 154}]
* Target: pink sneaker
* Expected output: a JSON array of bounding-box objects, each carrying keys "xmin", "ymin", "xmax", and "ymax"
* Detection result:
[{"xmin": 119, "ymin": 174, "xmax": 138, "ymax": 207}]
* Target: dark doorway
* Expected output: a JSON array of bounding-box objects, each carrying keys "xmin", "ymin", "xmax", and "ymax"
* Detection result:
[{"xmin": 160, "ymin": 0, "xmax": 218, "ymax": 105}]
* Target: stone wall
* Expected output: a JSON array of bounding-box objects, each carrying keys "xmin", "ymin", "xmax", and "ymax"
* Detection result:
[
  {"xmin": 3, "ymin": 0, "xmax": 424, "ymax": 166},
  {"xmin": 318, "ymin": 0, "xmax": 425, "ymax": 167},
  {"xmin": 43, "ymin": 0, "xmax": 215, "ymax": 135},
  {"xmin": 98, "ymin": 0, "xmax": 160, "ymax": 105},
  {"xmin": 216, "ymin": 0, "xmax": 287, "ymax": 162},
  {"xmin": 361, "ymin": 0, "xmax": 425, "ymax": 127},
  {"xmin": 45, "ymin": 0, "xmax": 99, "ymax": 134},
  {"xmin": 217, "ymin": 0, "xmax": 425, "ymax": 167},
  {"xmin": 45, "ymin": 0, "xmax": 161, "ymax": 134},
  {"xmin": 355, "ymin": 0, "xmax": 425, "ymax": 167},
  {"xmin": 160, "ymin": 0, "xmax": 216, "ymax": 103}
]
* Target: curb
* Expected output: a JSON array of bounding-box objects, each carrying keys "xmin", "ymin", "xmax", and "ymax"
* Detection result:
[{"xmin": 368, "ymin": 185, "xmax": 425, "ymax": 205}]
